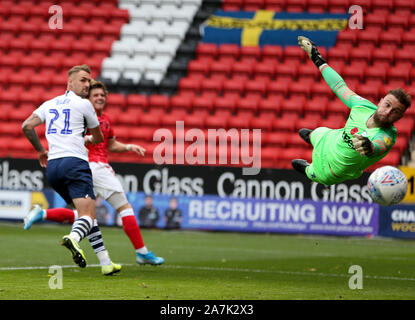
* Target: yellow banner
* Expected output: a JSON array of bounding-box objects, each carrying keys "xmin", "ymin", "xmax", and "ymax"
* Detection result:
[
  {"xmin": 398, "ymin": 166, "xmax": 415, "ymax": 204},
  {"xmin": 206, "ymin": 16, "xmax": 348, "ymax": 31}
]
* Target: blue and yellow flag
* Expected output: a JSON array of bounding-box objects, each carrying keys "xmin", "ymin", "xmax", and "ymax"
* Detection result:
[{"xmin": 201, "ymin": 10, "xmax": 349, "ymax": 48}]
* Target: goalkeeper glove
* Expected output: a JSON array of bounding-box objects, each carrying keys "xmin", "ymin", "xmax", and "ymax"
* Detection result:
[
  {"xmin": 352, "ymin": 134, "xmax": 375, "ymax": 156},
  {"xmin": 298, "ymin": 36, "xmax": 327, "ymax": 69}
]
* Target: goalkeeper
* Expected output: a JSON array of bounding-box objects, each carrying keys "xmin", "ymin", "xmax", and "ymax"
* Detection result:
[{"xmin": 292, "ymin": 36, "xmax": 411, "ymax": 185}]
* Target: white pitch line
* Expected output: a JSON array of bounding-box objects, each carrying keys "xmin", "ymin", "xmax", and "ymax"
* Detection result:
[{"xmin": 1, "ymin": 263, "xmax": 414, "ymax": 282}]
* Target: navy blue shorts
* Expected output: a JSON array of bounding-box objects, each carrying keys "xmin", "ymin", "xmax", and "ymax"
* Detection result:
[{"xmin": 46, "ymin": 157, "xmax": 96, "ymax": 205}]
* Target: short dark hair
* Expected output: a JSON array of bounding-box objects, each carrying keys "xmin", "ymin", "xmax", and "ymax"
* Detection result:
[{"xmin": 388, "ymin": 88, "xmax": 411, "ymax": 110}]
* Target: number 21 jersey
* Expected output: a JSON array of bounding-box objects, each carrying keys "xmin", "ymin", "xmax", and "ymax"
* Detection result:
[{"xmin": 33, "ymin": 90, "xmax": 100, "ymax": 162}]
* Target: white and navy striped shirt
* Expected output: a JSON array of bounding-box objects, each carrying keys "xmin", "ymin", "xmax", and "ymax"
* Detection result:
[{"xmin": 33, "ymin": 90, "xmax": 100, "ymax": 162}]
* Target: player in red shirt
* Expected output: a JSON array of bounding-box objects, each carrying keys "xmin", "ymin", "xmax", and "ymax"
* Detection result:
[{"xmin": 24, "ymin": 80, "xmax": 164, "ymax": 275}]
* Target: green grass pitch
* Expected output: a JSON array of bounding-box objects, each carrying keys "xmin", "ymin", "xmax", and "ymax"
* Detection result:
[{"xmin": 0, "ymin": 222, "xmax": 415, "ymax": 300}]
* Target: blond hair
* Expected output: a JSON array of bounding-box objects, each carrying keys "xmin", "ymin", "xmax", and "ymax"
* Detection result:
[{"xmin": 68, "ymin": 64, "xmax": 91, "ymax": 78}]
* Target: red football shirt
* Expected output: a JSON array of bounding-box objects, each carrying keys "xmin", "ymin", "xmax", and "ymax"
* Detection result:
[{"xmin": 87, "ymin": 112, "xmax": 114, "ymax": 163}]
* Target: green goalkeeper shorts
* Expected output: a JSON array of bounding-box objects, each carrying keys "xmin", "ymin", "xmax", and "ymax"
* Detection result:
[{"xmin": 305, "ymin": 127, "xmax": 340, "ymax": 186}]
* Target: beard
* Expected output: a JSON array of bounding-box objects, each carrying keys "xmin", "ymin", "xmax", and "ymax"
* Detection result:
[{"xmin": 373, "ymin": 111, "xmax": 392, "ymax": 128}]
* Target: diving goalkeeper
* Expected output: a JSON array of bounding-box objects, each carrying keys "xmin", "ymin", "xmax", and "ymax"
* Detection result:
[{"xmin": 292, "ymin": 36, "xmax": 411, "ymax": 185}]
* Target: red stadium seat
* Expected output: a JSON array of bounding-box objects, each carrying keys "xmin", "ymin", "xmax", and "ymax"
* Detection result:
[
  {"xmin": 244, "ymin": 0, "xmax": 264, "ymax": 11},
  {"xmin": 184, "ymin": 114, "xmax": 205, "ymax": 128},
  {"xmin": 0, "ymin": 122, "xmax": 24, "ymax": 137},
  {"xmin": 379, "ymin": 31, "xmax": 402, "ymax": 47},
  {"xmin": 267, "ymin": 80, "xmax": 289, "ymax": 97},
  {"xmin": 275, "ymin": 61, "xmax": 298, "ymax": 79},
  {"xmin": 200, "ymin": 77, "xmax": 224, "ymax": 95},
  {"xmin": 192, "ymin": 95, "xmax": 214, "ymax": 113},
  {"xmin": 265, "ymin": 131, "xmax": 290, "ymax": 148},
  {"xmin": 356, "ymin": 83, "xmax": 380, "ymax": 103},
  {"xmin": 129, "ymin": 127, "xmax": 154, "ymax": 142},
  {"xmin": 311, "ymin": 81, "xmax": 332, "ymax": 99},
  {"xmin": 161, "ymin": 111, "xmax": 186, "ymax": 128},
  {"xmin": 117, "ymin": 109, "xmax": 141, "ymax": 126},
  {"xmin": 170, "ymin": 95, "xmax": 192, "ymax": 113},
  {"xmin": 223, "ymin": 78, "xmax": 245, "ymax": 96},
  {"xmin": 365, "ymin": 66, "xmax": 386, "ymax": 83},
  {"xmin": 272, "ymin": 113, "xmax": 298, "ymax": 131},
  {"xmin": 238, "ymin": 96, "xmax": 260, "ymax": 113},
  {"xmin": 178, "ymin": 76, "xmax": 201, "ymax": 94},
  {"xmin": 280, "ymin": 96, "xmax": 305, "ymax": 115},
  {"xmin": 205, "ymin": 114, "xmax": 227, "ymax": 129},
  {"xmin": 297, "ymin": 63, "xmax": 320, "ymax": 81},
  {"xmin": 387, "ymin": 14, "xmax": 409, "ymax": 29},
  {"xmin": 295, "ymin": 114, "xmax": 321, "ymax": 131},
  {"xmin": 321, "ymin": 114, "xmax": 347, "ymax": 128},
  {"xmin": 308, "ymin": 0, "xmax": 328, "ymax": 11},
  {"xmin": 258, "ymin": 96, "xmax": 281, "ymax": 116},
  {"xmin": 240, "ymin": 46, "xmax": 261, "ymax": 60},
  {"xmin": 289, "ymin": 80, "xmax": 311, "ymax": 98},
  {"xmin": 232, "ymin": 60, "xmax": 254, "ymax": 77},
  {"xmin": 349, "ymin": 44, "xmax": 373, "ymax": 64},
  {"xmin": 387, "ymin": 65, "xmax": 411, "ymax": 84},
  {"xmin": 261, "ymin": 45, "xmax": 283, "ymax": 60},
  {"xmin": 254, "ymin": 60, "xmax": 276, "ymax": 79},
  {"xmin": 218, "ymin": 44, "xmax": 240, "ymax": 60},
  {"xmin": 393, "ymin": 136, "xmax": 408, "ymax": 153},
  {"xmin": 371, "ymin": 0, "xmax": 393, "ymax": 11},
  {"xmin": 107, "ymin": 93, "xmax": 127, "ymax": 109},
  {"xmin": 214, "ymin": 95, "xmax": 237, "ymax": 113},
  {"xmin": 284, "ymin": 46, "xmax": 306, "ymax": 62},
  {"xmin": 20, "ymin": 88, "xmax": 42, "ymax": 106},
  {"xmin": 372, "ymin": 48, "xmax": 395, "ymax": 65},
  {"xmin": 395, "ymin": 48, "xmax": 414, "ymax": 65},
  {"xmin": 127, "ymin": 94, "xmax": 148, "ymax": 110},
  {"xmin": 326, "ymin": 99, "xmax": 349, "ymax": 117},
  {"xmin": 336, "ymin": 30, "xmax": 357, "ymax": 46},
  {"xmin": 261, "ymin": 147, "xmax": 278, "ymax": 168},
  {"xmin": 210, "ymin": 60, "xmax": 233, "ymax": 77},
  {"xmin": 342, "ymin": 62, "xmax": 366, "ymax": 82},
  {"xmin": 394, "ymin": 118, "xmax": 414, "ymax": 139},
  {"xmin": 196, "ymin": 43, "xmax": 218, "ymax": 60},
  {"xmin": 20, "ymin": 54, "xmax": 41, "ymax": 71},
  {"xmin": 228, "ymin": 115, "xmax": 251, "ymax": 129},
  {"xmin": 149, "ymin": 95, "xmax": 170, "ymax": 112},
  {"xmin": 377, "ymin": 150, "xmax": 401, "ymax": 167},
  {"xmin": 245, "ymin": 80, "xmax": 267, "ymax": 98},
  {"xmin": 140, "ymin": 111, "xmax": 162, "ymax": 126},
  {"xmin": 328, "ymin": 47, "xmax": 349, "ymax": 64},
  {"xmin": 366, "ymin": 14, "xmax": 387, "ymax": 29},
  {"xmin": 395, "ymin": 0, "xmax": 415, "ymax": 11},
  {"xmin": 250, "ymin": 115, "xmax": 274, "ymax": 131},
  {"xmin": 304, "ymin": 96, "xmax": 328, "ymax": 116},
  {"xmin": 187, "ymin": 60, "xmax": 210, "ymax": 77}
]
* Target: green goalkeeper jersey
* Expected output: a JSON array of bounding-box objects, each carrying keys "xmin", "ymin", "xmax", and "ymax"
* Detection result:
[{"xmin": 305, "ymin": 66, "xmax": 397, "ymax": 185}]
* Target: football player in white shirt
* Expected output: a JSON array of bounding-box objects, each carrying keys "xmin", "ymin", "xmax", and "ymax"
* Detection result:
[{"xmin": 22, "ymin": 64, "xmax": 104, "ymax": 268}]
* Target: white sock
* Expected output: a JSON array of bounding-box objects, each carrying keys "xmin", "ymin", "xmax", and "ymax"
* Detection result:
[
  {"xmin": 97, "ymin": 250, "xmax": 111, "ymax": 266},
  {"xmin": 136, "ymin": 246, "xmax": 148, "ymax": 255},
  {"xmin": 69, "ymin": 232, "xmax": 81, "ymax": 243}
]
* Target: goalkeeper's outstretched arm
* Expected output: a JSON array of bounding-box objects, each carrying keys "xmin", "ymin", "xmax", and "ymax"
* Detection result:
[{"xmin": 298, "ymin": 36, "xmax": 358, "ymax": 109}]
